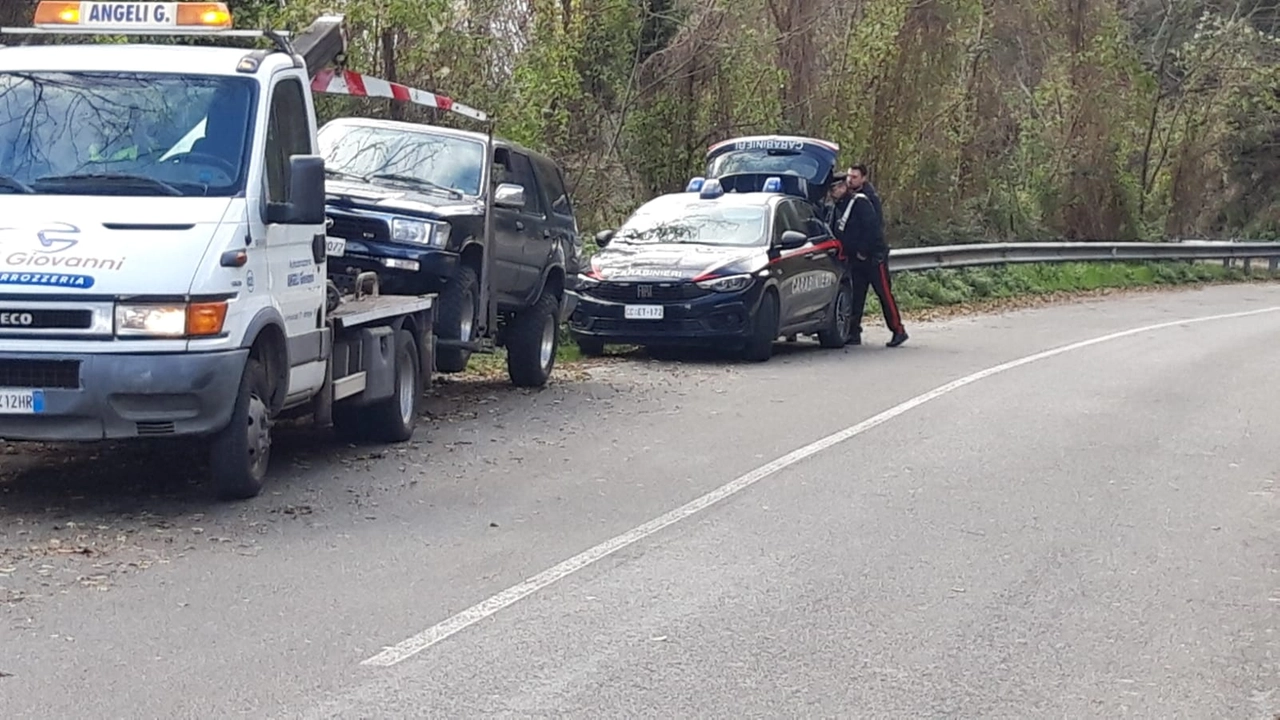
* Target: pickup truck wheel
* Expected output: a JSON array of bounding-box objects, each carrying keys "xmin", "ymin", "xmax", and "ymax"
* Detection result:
[
  {"xmin": 506, "ymin": 291, "xmax": 560, "ymax": 388},
  {"xmin": 436, "ymin": 264, "xmax": 479, "ymax": 373},
  {"xmin": 818, "ymin": 282, "xmax": 855, "ymax": 349},
  {"xmin": 742, "ymin": 291, "xmax": 779, "ymax": 363},
  {"xmin": 333, "ymin": 329, "xmax": 420, "ymax": 443},
  {"xmin": 209, "ymin": 357, "xmax": 272, "ymax": 500}
]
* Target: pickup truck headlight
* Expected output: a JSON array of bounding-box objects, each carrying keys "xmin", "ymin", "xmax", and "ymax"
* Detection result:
[
  {"xmin": 115, "ymin": 301, "xmax": 228, "ymax": 338},
  {"xmin": 695, "ymin": 273, "xmax": 753, "ymax": 293},
  {"xmin": 392, "ymin": 218, "xmax": 449, "ymax": 247}
]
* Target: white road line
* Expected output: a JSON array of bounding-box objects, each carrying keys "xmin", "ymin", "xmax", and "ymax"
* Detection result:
[{"xmin": 361, "ymin": 304, "xmax": 1280, "ymax": 667}]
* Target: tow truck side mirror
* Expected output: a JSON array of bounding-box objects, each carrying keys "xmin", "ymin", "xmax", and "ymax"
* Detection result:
[
  {"xmin": 267, "ymin": 155, "xmax": 327, "ymax": 226},
  {"xmin": 595, "ymin": 229, "xmax": 615, "ymax": 248},
  {"xmin": 494, "ymin": 183, "xmax": 526, "ymax": 209},
  {"xmin": 778, "ymin": 230, "xmax": 808, "ymax": 250}
]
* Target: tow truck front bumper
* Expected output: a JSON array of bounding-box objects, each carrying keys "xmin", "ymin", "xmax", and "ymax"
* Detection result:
[{"xmin": 0, "ymin": 350, "xmax": 248, "ymax": 442}]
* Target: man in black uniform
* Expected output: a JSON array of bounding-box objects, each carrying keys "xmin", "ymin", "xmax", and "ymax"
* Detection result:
[{"xmin": 834, "ymin": 164, "xmax": 908, "ymax": 347}]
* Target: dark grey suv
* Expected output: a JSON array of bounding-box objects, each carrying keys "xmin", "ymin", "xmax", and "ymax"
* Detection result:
[{"xmin": 318, "ymin": 117, "xmax": 584, "ymax": 387}]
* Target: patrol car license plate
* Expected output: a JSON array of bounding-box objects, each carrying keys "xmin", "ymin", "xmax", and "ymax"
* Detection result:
[
  {"xmin": 624, "ymin": 305, "xmax": 663, "ymax": 320},
  {"xmin": 0, "ymin": 389, "xmax": 43, "ymax": 414},
  {"xmin": 326, "ymin": 236, "xmax": 345, "ymax": 257}
]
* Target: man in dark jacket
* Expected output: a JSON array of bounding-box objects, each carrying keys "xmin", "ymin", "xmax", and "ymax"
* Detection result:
[{"xmin": 835, "ymin": 164, "xmax": 907, "ymax": 347}]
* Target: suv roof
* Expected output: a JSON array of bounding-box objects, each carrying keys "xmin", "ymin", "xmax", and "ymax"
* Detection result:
[{"xmin": 318, "ymin": 116, "xmax": 558, "ymax": 165}]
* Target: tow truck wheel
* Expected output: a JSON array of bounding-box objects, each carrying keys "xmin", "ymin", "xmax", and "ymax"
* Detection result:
[
  {"xmin": 742, "ymin": 291, "xmax": 779, "ymax": 363},
  {"xmin": 210, "ymin": 357, "xmax": 272, "ymax": 501},
  {"xmin": 507, "ymin": 290, "xmax": 560, "ymax": 388},
  {"xmin": 368, "ymin": 329, "xmax": 421, "ymax": 442},
  {"xmin": 333, "ymin": 329, "xmax": 420, "ymax": 443},
  {"xmin": 436, "ymin": 264, "xmax": 480, "ymax": 373},
  {"xmin": 818, "ymin": 282, "xmax": 855, "ymax": 348}
]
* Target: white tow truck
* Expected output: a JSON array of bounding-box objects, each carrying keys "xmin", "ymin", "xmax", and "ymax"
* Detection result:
[{"xmin": 0, "ymin": 2, "xmax": 483, "ymax": 499}]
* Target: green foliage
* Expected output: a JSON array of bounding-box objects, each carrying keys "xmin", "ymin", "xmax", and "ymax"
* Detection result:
[
  {"xmin": 873, "ymin": 261, "xmax": 1248, "ymax": 314},
  {"xmin": 217, "ymin": 0, "xmax": 1280, "ymax": 243}
]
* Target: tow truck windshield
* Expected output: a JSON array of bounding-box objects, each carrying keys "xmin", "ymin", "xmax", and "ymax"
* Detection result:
[
  {"xmin": 614, "ymin": 194, "xmax": 769, "ymax": 247},
  {"xmin": 318, "ymin": 123, "xmax": 484, "ymax": 198},
  {"xmin": 0, "ymin": 71, "xmax": 256, "ymax": 197}
]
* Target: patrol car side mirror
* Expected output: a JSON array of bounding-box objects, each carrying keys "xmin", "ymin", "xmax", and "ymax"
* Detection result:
[
  {"xmin": 778, "ymin": 230, "xmax": 808, "ymax": 250},
  {"xmin": 494, "ymin": 183, "xmax": 526, "ymax": 209},
  {"xmin": 267, "ymin": 155, "xmax": 326, "ymax": 226},
  {"xmin": 595, "ymin": 229, "xmax": 614, "ymax": 248}
]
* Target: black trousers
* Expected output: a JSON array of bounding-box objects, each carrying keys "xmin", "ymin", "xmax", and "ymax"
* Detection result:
[{"xmin": 849, "ymin": 256, "xmax": 905, "ymax": 335}]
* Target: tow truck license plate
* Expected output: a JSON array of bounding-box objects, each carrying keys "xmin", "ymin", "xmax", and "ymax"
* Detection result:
[
  {"xmin": 624, "ymin": 305, "xmax": 663, "ymax": 320},
  {"xmin": 326, "ymin": 236, "xmax": 346, "ymax": 257},
  {"xmin": 0, "ymin": 389, "xmax": 43, "ymax": 414}
]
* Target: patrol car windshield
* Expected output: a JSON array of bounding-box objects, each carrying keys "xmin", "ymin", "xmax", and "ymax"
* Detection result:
[
  {"xmin": 614, "ymin": 195, "xmax": 768, "ymax": 247},
  {"xmin": 0, "ymin": 71, "xmax": 255, "ymax": 197},
  {"xmin": 318, "ymin": 124, "xmax": 485, "ymax": 198}
]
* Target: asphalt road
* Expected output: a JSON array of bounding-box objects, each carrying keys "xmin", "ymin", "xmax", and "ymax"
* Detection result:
[{"xmin": 2, "ymin": 283, "xmax": 1280, "ymax": 719}]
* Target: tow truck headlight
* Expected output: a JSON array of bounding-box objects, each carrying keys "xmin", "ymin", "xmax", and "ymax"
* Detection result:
[
  {"xmin": 695, "ymin": 274, "xmax": 753, "ymax": 293},
  {"xmin": 392, "ymin": 218, "xmax": 448, "ymax": 247},
  {"xmin": 115, "ymin": 301, "xmax": 228, "ymax": 338}
]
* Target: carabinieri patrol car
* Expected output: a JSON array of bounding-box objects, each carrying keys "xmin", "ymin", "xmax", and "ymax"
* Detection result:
[{"xmin": 568, "ymin": 176, "xmax": 855, "ymax": 362}]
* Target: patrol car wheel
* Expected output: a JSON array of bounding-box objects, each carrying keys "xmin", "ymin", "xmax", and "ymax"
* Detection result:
[
  {"xmin": 507, "ymin": 291, "xmax": 560, "ymax": 388},
  {"xmin": 742, "ymin": 291, "xmax": 779, "ymax": 363},
  {"xmin": 210, "ymin": 358, "xmax": 272, "ymax": 501},
  {"xmin": 818, "ymin": 282, "xmax": 855, "ymax": 349},
  {"xmin": 437, "ymin": 264, "xmax": 480, "ymax": 373}
]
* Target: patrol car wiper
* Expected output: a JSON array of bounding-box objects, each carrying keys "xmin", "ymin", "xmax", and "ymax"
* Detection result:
[
  {"xmin": 0, "ymin": 174, "xmax": 34, "ymax": 194},
  {"xmin": 364, "ymin": 173, "xmax": 463, "ymax": 199},
  {"xmin": 33, "ymin": 173, "xmax": 184, "ymax": 196}
]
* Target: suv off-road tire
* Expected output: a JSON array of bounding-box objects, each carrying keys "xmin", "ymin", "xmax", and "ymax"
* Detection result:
[
  {"xmin": 818, "ymin": 282, "xmax": 855, "ymax": 349},
  {"xmin": 506, "ymin": 291, "xmax": 560, "ymax": 387},
  {"xmin": 742, "ymin": 291, "xmax": 779, "ymax": 363},
  {"xmin": 436, "ymin": 263, "xmax": 480, "ymax": 373},
  {"xmin": 210, "ymin": 357, "xmax": 272, "ymax": 501}
]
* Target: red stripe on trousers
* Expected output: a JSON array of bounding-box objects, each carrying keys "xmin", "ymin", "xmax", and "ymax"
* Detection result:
[{"xmin": 878, "ymin": 262, "xmax": 903, "ymax": 334}]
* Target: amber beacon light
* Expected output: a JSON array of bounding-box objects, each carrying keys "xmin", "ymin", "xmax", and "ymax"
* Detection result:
[{"xmin": 33, "ymin": 2, "xmax": 233, "ymax": 31}]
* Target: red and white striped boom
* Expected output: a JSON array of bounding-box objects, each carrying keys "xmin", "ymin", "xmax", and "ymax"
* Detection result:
[{"xmin": 311, "ymin": 68, "xmax": 489, "ymax": 123}]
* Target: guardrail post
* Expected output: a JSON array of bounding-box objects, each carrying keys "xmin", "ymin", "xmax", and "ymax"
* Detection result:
[
  {"xmin": 1270, "ymin": 257, "xmax": 1279, "ymax": 274},
  {"xmin": 1244, "ymin": 258, "xmax": 1253, "ymax": 274}
]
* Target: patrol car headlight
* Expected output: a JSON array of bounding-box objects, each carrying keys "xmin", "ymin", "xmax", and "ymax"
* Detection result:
[
  {"xmin": 695, "ymin": 274, "xmax": 753, "ymax": 293},
  {"xmin": 392, "ymin": 218, "xmax": 447, "ymax": 247},
  {"xmin": 576, "ymin": 273, "xmax": 600, "ymax": 288},
  {"xmin": 115, "ymin": 301, "xmax": 227, "ymax": 338}
]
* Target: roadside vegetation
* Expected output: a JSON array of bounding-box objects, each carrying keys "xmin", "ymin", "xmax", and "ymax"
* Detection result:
[{"xmin": 5, "ymin": 0, "xmax": 1272, "ymax": 242}]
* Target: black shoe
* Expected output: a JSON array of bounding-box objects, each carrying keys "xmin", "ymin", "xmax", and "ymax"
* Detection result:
[
  {"xmin": 849, "ymin": 332, "xmax": 862, "ymax": 346},
  {"xmin": 886, "ymin": 331, "xmax": 908, "ymax": 348}
]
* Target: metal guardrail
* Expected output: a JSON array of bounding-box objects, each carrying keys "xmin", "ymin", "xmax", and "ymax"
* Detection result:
[{"xmin": 889, "ymin": 241, "xmax": 1280, "ymax": 272}]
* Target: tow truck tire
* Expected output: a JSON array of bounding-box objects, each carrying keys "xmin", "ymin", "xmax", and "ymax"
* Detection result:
[
  {"xmin": 367, "ymin": 328, "xmax": 421, "ymax": 442},
  {"xmin": 333, "ymin": 329, "xmax": 420, "ymax": 443},
  {"xmin": 210, "ymin": 357, "xmax": 272, "ymax": 501},
  {"xmin": 575, "ymin": 334, "xmax": 606, "ymax": 357},
  {"xmin": 818, "ymin": 282, "xmax": 855, "ymax": 349},
  {"xmin": 507, "ymin": 291, "xmax": 560, "ymax": 388},
  {"xmin": 436, "ymin": 264, "xmax": 480, "ymax": 373},
  {"xmin": 742, "ymin": 291, "xmax": 779, "ymax": 363}
]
